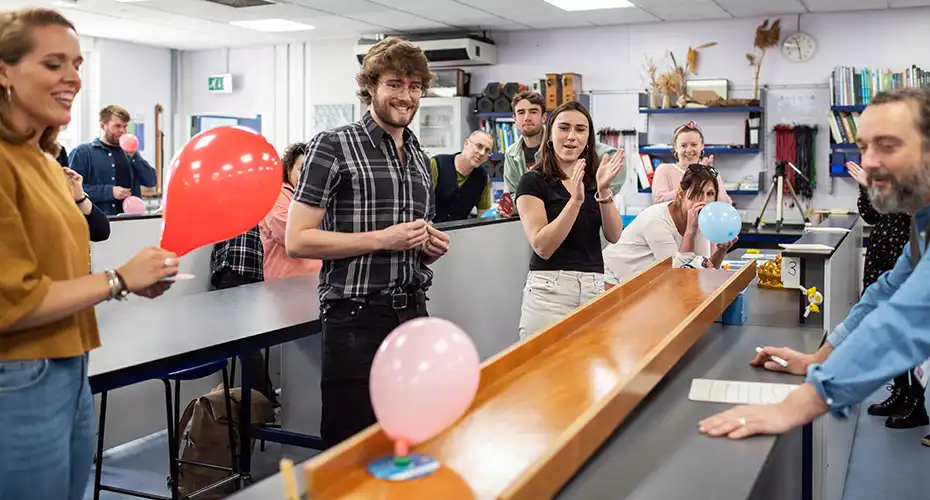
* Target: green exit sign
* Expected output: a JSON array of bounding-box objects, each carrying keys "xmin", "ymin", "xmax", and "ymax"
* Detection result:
[{"xmin": 208, "ymin": 74, "xmax": 233, "ymax": 94}]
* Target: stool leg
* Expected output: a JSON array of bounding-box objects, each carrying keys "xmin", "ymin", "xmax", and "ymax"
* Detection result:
[
  {"xmin": 221, "ymin": 366, "xmax": 240, "ymax": 490},
  {"xmin": 93, "ymin": 391, "xmax": 108, "ymax": 500},
  {"xmin": 230, "ymin": 357, "xmax": 237, "ymax": 388},
  {"xmin": 164, "ymin": 379, "xmax": 180, "ymax": 500},
  {"xmin": 261, "ymin": 347, "xmax": 271, "ymax": 452}
]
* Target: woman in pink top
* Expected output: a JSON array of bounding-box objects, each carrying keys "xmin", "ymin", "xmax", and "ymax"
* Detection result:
[
  {"xmin": 651, "ymin": 122, "xmax": 732, "ymax": 205},
  {"xmin": 260, "ymin": 143, "xmax": 322, "ymax": 280}
]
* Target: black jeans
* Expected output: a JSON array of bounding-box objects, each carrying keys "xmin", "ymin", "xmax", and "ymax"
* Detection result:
[{"xmin": 319, "ymin": 295, "xmax": 428, "ymax": 449}]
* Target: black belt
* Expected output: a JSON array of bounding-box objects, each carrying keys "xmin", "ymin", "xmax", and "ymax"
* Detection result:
[{"xmin": 347, "ymin": 289, "xmax": 427, "ymax": 310}]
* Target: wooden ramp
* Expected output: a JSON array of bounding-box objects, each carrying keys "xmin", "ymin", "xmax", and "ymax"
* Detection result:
[{"xmin": 302, "ymin": 258, "xmax": 757, "ymax": 499}]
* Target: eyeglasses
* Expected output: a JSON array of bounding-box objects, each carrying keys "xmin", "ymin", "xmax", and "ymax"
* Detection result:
[
  {"xmin": 379, "ymin": 80, "xmax": 423, "ymax": 97},
  {"xmin": 687, "ymin": 163, "xmax": 718, "ymax": 178}
]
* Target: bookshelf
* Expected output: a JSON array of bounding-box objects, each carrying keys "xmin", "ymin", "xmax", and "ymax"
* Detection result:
[
  {"xmin": 826, "ymin": 63, "xmax": 930, "ymax": 177},
  {"xmin": 639, "ymin": 105, "xmax": 762, "ymax": 115},
  {"xmin": 634, "ymin": 89, "xmax": 765, "ymax": 194}
]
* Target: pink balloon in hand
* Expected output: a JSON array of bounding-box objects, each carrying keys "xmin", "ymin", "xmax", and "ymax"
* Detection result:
[
  {"xmin": 122, "ymin": 195, "xmax": 146, "ymax": 215},
  {"xmin": 370, "ymin": 317, "xmax": 481, "ymax": 451},
  {"xmin": 119, "ymin": 134, "xmax": 139, "ymax": 154}
]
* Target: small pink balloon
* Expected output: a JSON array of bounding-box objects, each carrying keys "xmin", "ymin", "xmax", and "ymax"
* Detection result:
[
  {"xmin": 370, "ymin": 317, "xmax": 480, "ymax": 447},
  {"xmin": 122, "ymin": 196, "xmax": 146, "ymax": 215},
  {"xmin": 119, "ymin": 134, "xmax": 139, "ymax": 154}
]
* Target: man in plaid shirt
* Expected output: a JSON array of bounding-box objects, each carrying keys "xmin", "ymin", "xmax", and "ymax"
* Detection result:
[
  {"xmin": 286, "ymin": 37, "xmax": 451, "ymax": 447},
  {"xmin": 210, "ymin": 225, "xmax": 263, "ymax": 288}
]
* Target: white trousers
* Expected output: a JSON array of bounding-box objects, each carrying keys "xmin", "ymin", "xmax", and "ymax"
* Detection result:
[{"xmin": 518, "ymin": 270, "xmax": 606, "ymax": 340}]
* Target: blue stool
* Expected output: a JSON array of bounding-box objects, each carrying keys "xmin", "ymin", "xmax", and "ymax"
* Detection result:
[{"xmin": 93, "ymin": 359, "xmax": 239, "ymax": 500}]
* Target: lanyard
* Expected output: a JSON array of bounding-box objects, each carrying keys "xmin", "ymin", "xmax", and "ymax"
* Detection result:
[{"xmin": 908, "ymin": 220, "xmax": 930, "ymax": 267}]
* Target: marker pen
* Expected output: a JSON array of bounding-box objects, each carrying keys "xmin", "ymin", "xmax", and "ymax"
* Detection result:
[{"xmin": 756, "ymin": 346, "xmax": 789, "ymax": 368}]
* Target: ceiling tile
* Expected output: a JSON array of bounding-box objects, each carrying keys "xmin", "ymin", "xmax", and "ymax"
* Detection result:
[
  {"xmin": 350, "ymin": 10, "xmax": 455, "ymax": 31},
  {"xmin": 579, "ymin": 7, "xmax": 661, "ymax": 24},
  {"xmin": 281, "ymin": 0, "xmax": 391, "ymax": 17},
  {"xmin": 714, "ymin": 0, "xmax": 808, "ymax": 16},
  {"xmin": 887, "ymin": 0, "xmax": 930, "ymax": 5},
  {"xmin": 802, "ymin": 0, "xmax": 889, "ymax": 11},
  {"xmin": 639, "ymin": 0, "xmax": 732, "ymax": 21}
]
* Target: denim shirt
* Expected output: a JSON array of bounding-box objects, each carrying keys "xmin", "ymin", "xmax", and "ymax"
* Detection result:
[
  {"xmin": 806, "ymin": 203, "xmax": 930, "ymax": 418},
  {"xmin": 68, "ymin": 138, "xmax": 157, "ymax": 215}
]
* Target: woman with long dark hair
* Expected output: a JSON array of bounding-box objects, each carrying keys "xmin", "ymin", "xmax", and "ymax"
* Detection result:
[
  {"xmin": 603, "ymin": 164, "xmax": 736, "ymax": 284},
  {"xmin": 514, "ymin": 101, "xmax": 624, "ymax": 339}
]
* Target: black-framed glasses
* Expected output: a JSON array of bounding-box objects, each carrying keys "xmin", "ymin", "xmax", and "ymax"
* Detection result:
[{"xmin": 688, "ymin": 163, "xmax": 718, "ymax": 178}]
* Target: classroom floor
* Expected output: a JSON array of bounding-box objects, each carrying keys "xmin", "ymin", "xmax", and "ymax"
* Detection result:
[{"xmin": 83, "ymin": 388, "xmax": 929, "ymax": 500}]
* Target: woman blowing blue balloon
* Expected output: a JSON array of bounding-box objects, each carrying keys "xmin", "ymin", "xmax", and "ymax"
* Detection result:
[{"xmin": 603, "ymin": 164, "xmax": 738, "ymax": 284}]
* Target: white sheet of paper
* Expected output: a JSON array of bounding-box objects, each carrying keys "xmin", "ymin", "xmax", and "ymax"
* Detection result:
[
  {"xmin": 689, "ymin": 378, "xmax": 799, "ymax": 405},
  {"xmin": 778, "ymin": 243, "xmax": 835, "ymax": 253},
  {"xmin": 741, "ymin": 253, "xmax": 777, "ymax": 260}
]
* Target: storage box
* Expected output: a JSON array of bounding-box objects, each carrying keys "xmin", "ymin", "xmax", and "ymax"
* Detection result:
[{"xmin": 716, "ymin": 286, "xmax": 749, "ymax": 325}]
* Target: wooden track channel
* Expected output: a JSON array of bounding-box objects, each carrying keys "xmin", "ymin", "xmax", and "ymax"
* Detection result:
[{"xmin": 302, "ymin": 257, "xmax": 757, "ymax": 499}]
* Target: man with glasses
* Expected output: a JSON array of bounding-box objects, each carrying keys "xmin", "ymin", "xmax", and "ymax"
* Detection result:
[
  {"xmin": 285, "ymin": 37, "xmax": 451, "ymax": 448},
  {"xmin": 429, "ymin": 130, "xmax": 495, "ymax": 222}
]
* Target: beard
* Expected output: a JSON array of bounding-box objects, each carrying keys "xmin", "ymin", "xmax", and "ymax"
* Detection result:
[
  {"xmin": 372, "ymin": 94, "xmax": 417, "ymax": 129},
  {"xmin": 869, "ymin": 162, "xmax": 930, "ymax": 214},
  {"xmin": 522, "ymin": 124, "xmax": 543, "ymax": 138}
]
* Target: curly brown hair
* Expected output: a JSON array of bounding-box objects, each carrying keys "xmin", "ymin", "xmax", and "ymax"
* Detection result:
[
  {"xmin": 281, "ymin": 142, "xmax": 307, "ymax": 184},
  {"xmin": 356, "ymin": 37, "xmax": 433, "ymax": 106},
  {"xmin": 0, "ymin": 8, "xmax": 76, "ymax": 157}
]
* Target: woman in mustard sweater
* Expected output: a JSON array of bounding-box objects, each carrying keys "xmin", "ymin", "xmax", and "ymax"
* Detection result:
[{"xmin": 0, "ymin": 9, "xmax": 179, "ymax": 499}]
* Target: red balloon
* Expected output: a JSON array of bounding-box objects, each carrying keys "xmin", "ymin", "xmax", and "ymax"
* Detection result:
[{"xmin": 160, "ymin": 126, "xmax": 281, "ymax": 256}]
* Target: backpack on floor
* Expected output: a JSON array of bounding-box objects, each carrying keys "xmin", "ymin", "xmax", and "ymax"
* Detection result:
[{"xmin": 173, "ymin": 385, "xmax": 275, "ymax": 499}]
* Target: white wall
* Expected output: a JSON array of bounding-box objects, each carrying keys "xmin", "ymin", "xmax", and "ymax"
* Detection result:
[
  {"xmin": 179, "ymin": 39, "xmax": 360, "ymax": 153},
  {"xmin": 178, "ymin": 7, "xmax": 930, "ymax": 217},
  {"xmin": 466, "ymin": 8, "xmax": 930, "ymax": 217},
  {"xmin": 77, "ymin": 37, "xmax": 173, "ymax": 169}
]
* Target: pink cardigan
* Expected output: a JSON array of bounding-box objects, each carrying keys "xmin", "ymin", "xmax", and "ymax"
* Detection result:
[
  {"xmin": 259, "ymin": 184, "xmax": 322, "ymax": 281},
  {"xmin": 651, "ymin": 163, "xmax": 732, "ymax": 204}
]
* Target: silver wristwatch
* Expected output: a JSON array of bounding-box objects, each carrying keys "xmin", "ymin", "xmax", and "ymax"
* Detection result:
[{"xmin": 104, "ymin": 269, "xmax": 129, "ymax": 301}]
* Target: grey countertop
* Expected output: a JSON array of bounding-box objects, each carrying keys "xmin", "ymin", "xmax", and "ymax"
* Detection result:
[
  {"xmin": 782, "ymin": 214, "xmax": 860, "ymax": 259},
  {"xmin": 226, "ymin": 285, "xmax": 819, "ymax": 500},
  {"xmin": 558, "ymin": 321, "xmax": 818, "ymax": 500},
  {"xmin": 88, "ymin": 274, "xmax": 321, "ymax": 388}
]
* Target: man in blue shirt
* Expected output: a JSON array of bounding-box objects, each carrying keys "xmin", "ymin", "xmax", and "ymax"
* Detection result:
[
  {"xmin": 69, "ymin": 105, "xmax": 156, "ymax": 215},
  {"xmin": 698, "ymin": 88, "xmax": 930, "ymax": 441}
]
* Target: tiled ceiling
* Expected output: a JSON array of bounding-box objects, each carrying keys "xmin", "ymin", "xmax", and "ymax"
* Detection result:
[{"xmin": 6, "ymin": 0, "xmax": 930, "ymax": 50}]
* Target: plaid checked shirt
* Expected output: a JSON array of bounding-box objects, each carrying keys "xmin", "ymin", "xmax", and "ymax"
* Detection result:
[
  {"xmin": 294, "ymin": 111, "xmax": 435, "ymax": 302},
  {"xmin": 210, "ymin": 225, "xmax": 264, "ymax": 282}
]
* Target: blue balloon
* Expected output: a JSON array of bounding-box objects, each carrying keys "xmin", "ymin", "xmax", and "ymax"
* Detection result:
[{"xmin": 697, "ymin": 201, "xmax": 741, "ymax": 244}]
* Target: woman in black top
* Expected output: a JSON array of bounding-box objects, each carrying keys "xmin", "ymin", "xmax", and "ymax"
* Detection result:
[
  {"xmin": 847, "ymin": 161, "xmax": 926, "ymax": 428},
  {"xmin": 514, "ymin": 101, "xmax": 624, "ymax": 339},
  {"xmin": 46, "ymin": 142, "xmax": 110, "ymax": 242}
]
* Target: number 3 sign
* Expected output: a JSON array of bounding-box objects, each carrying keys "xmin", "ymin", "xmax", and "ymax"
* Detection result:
[{"xmin": 781, "ymin": 256, "xmax": 801, "ymax": 289}]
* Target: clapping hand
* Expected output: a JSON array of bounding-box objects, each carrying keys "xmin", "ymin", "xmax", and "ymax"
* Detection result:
[
  {"xmin": 62, "ymin": 167, "xmax": 84, "ymax": 201},
  {"xmin": 846, "ymin": 161, "xmax": 868, "ymax": 187},
  {"xmin": 567, "ymin": 159, "xmax": 586, "ymax": 203},
  {"xmin": 595, "ymin": 148, "xmax": 624, "ymax": 193}
]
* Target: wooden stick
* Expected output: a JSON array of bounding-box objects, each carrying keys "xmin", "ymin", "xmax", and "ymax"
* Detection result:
[{"xmin": 280, "ymin": 458, "xmax": 298, "ymax": 500}]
